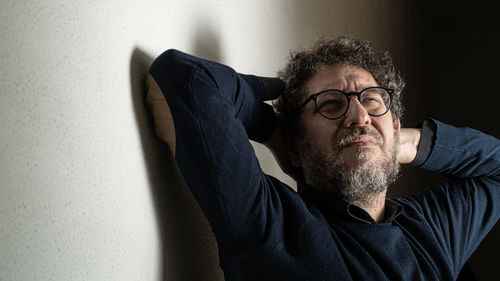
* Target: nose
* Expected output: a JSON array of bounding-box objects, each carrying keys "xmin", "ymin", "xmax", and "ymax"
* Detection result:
[{"xmin": 342, "ymin": 96, "xmax": 371, "ymax": 128}]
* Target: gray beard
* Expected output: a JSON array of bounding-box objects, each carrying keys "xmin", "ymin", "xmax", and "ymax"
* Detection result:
[{"xmin": 299, "ymin": 129, "xmax": 400, "ymax": 203}]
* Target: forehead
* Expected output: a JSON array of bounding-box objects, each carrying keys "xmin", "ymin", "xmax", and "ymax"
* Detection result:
[{"xmin": 303, "ymin": 64, "xmax": 378, "ymax": 94}]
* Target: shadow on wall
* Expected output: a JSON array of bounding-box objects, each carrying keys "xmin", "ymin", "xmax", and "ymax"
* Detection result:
[
  {"xmin": 191, "ymin": 19, "xmax": 222, "ymax": 61},
  {"xmin": 129, "ymin": 47, "xmax": 224, "ymax": 281}
]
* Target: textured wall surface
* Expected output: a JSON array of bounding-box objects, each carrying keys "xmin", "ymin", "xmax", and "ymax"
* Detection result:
[{"xmin": 4, "ymin": 1, "xmax": 482, "ymax": 280}]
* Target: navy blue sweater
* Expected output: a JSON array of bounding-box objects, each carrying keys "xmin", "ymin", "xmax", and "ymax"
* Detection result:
[{"xmin": 149, "ymin": 50, "xmax": 500, "ymax": 281}]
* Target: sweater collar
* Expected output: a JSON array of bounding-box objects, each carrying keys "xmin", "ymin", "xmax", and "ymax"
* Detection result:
[{"xmin": 299, "ymin": 183, "xmax": 403, "ymax": 224}]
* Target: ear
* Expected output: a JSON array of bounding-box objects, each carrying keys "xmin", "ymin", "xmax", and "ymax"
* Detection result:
[
  {"xmin": 284, "ymin": 134, "xmax": 304, "ymax": 183},
  {"xmin": 395, "ymin": 118, "xmax": 401, "ymax": 131},
  {"xmin": 287, "ymin": 136, "xmax": 301, "ymax": 167},
  {"xmin": 265, "ymin": 126, "xmax": 301, "ymax": 181}
]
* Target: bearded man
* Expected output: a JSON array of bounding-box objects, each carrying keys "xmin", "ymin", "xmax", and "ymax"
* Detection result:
[{"xmin": 146, "ymin": 36, "xmax": 499, "ymax": 281}]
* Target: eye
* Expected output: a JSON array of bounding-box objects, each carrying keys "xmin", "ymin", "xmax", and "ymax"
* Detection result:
[
  {"xmin": 319, "ymin": 99, "xmax": 341, "ymax": 108},
  {"xmin": 320, "ymin": 102, "xmax": 340, "ymax": 114},
  {"xmin": 360, "ymin": 90, "xmax": 383, "ymax": 105},
  {"xmin": 317, "ymin": 94, "xmax": 346, "ymax": 114},
  {"xmin": 361, "ymin": 97, "xmax": 381, "ymax": 104}
]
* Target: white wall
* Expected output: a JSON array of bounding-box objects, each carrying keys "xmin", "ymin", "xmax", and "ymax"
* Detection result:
[{"xmin": 0, "ymin": 1, "xmax": 407, "ymax": 280}]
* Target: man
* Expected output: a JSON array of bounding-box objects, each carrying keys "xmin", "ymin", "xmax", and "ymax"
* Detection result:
[{"xmin": 146, "ymin": 36, "xmax": 499, "ymax": 280}]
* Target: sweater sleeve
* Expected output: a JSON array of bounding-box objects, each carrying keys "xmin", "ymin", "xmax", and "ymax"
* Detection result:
[
  {"xmin": 405, "ymin": 119, "xmax": 500, "ymax": 278},
  {"xmin": 149, "ymin": 49, "xmax": 283, "ymax": 252}
]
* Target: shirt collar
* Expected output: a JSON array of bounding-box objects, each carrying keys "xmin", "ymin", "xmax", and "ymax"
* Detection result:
[{"xmin": 299, "ymin": 185, "xmax": 403, "ymax": 224}]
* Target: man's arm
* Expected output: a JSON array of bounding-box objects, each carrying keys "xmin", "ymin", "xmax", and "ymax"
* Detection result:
[
  {"xmin": 147, "ymin": 50, "xmax": 287, "ymax": 253},
  {"xmin": 400, "ymin": 119, "xmax": 500, "ymax": 277}
]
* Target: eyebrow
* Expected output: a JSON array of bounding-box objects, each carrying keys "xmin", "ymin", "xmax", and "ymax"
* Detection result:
[{"xmin": 314, "ymin": 84, "xmax": 378, "ymax": 94}]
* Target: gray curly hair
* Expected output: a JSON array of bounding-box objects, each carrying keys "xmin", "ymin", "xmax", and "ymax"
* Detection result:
[{"xmin": 274, "ymin": 36, "xmax": 405, "ymax": 136}]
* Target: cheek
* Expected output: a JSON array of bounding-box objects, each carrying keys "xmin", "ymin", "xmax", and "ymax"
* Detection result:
[
  {"xmin": 381, "ymin": 126, "xmax": 398, "ymax": 151},
  {"xmin": 302, "ymin": 119, "xmax": 339, "ymax": 142},
  {"xmin": 375, "ymin": 114, "xmax": 397, "ymax": 137},
  {"xmin": 300, "ymin": 125, "xmax": 341, "ymax": 156}
]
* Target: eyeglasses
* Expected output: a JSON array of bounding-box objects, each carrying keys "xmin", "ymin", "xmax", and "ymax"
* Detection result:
[{"xmin": 298, "ymin": 87, "xmax": 394, "ymax": 120}]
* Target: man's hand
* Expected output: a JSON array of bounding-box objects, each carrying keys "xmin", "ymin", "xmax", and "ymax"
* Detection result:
[{"xmin": 398, "ymin": 128, "xmax": 422, "ymax": 164}]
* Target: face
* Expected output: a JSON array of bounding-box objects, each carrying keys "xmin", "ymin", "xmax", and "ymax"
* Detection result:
[{"xmin": 292, "ymin": 64, "xmax": 400, "ymax": 202}]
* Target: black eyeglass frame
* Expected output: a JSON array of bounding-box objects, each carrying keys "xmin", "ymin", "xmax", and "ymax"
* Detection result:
[{"xmin": 298, "ymin": 86, "xmax": 395, "ymax": 120}]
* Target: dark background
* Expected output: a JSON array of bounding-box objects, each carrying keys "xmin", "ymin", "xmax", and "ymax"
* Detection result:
[{"xmin": 390, "ymin": 1, "xmax": 499, "ymax": 280}]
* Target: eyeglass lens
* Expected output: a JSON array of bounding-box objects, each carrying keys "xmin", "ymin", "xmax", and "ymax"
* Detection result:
[{"xmin": 316, "ymin": 88, "xmax": 391, "ymax": 119}]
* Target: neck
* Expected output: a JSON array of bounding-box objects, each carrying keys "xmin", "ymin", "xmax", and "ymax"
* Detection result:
[{"xmin": 351, "ymin": 188, "xmax": 387, "ymax": 223}]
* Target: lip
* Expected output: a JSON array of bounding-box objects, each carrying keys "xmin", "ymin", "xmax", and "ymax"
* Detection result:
[{"xmin": 343, "ymin": 135, "xmax": 378, "ymax": 147}]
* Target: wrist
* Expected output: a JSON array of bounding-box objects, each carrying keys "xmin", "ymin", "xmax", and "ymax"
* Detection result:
[{"xmin": 398, "ymin": 128, "xmax": 421, "ymax": 164}]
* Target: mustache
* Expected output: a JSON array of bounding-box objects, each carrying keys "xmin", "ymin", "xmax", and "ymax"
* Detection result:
[{"xmin": 336, "ymin": 127, "xmax": 383, "ymax": 151}]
